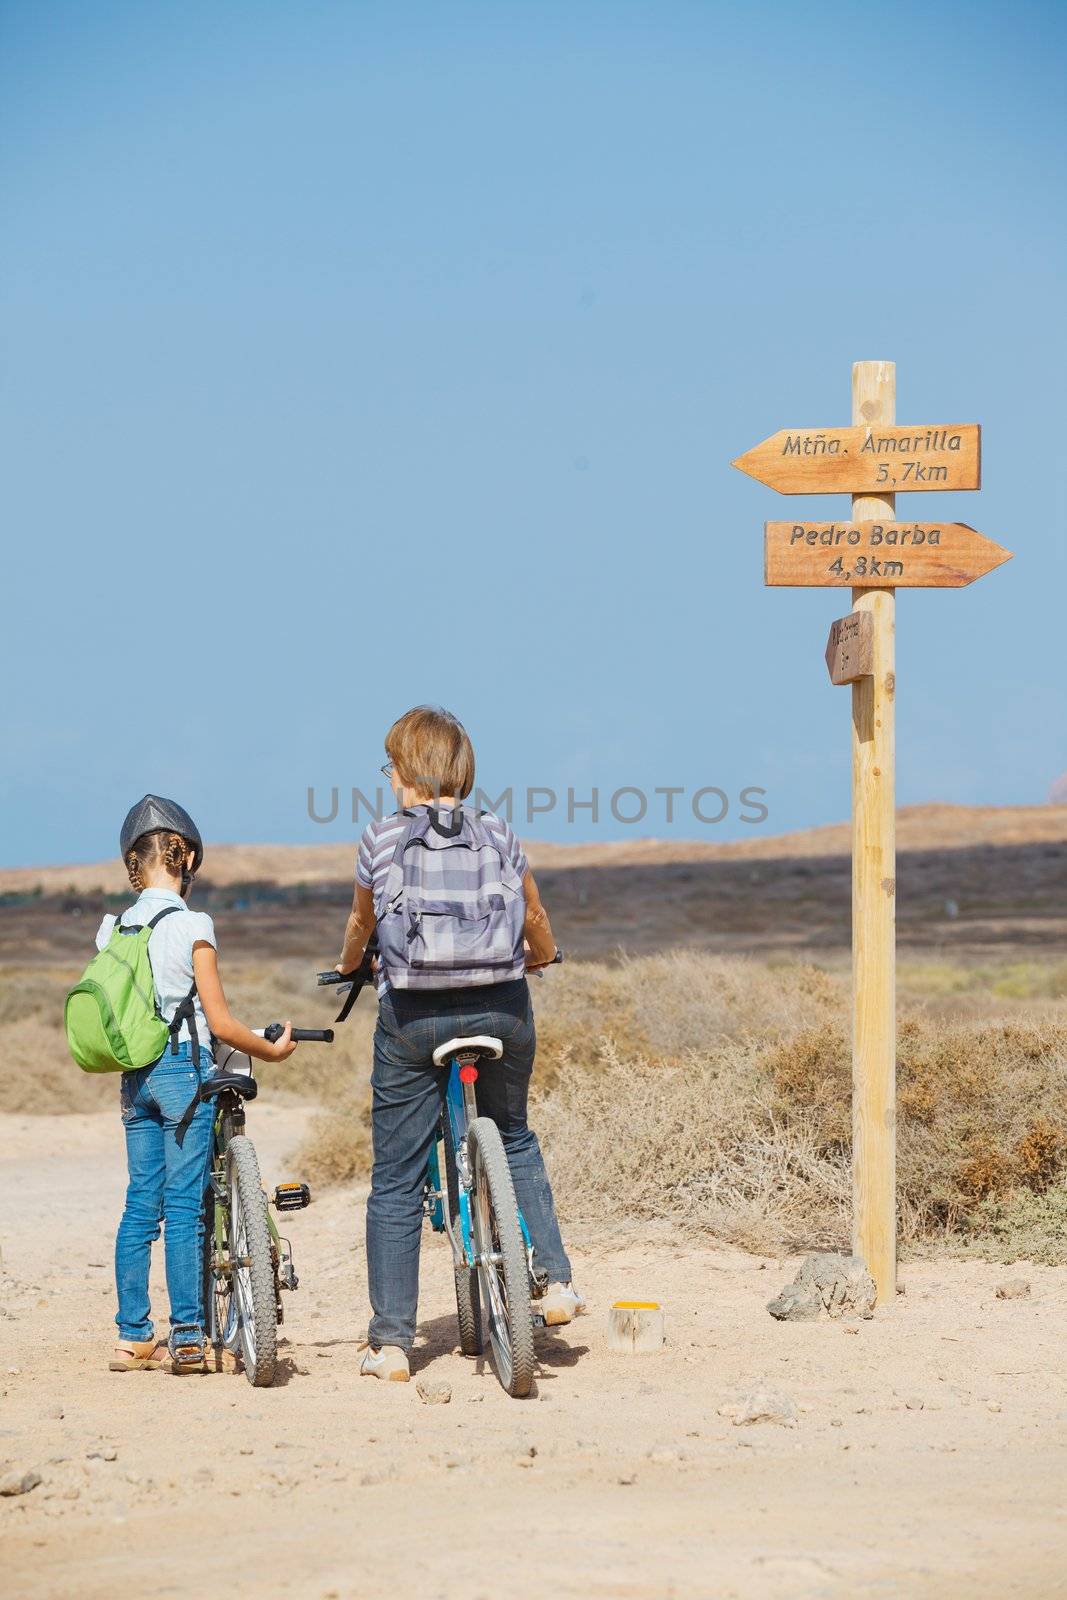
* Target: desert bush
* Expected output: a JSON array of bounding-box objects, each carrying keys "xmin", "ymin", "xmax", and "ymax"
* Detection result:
[
  {"xmin": 0, "ymin": 961, "xmax": 372, "ymax": 1115},
  {"xmin": 531, "ymin": 987, "xmax": 1067, "ymax": 1259},
  {"xmin": 7, "ymin": 952, "xmax": 1067, "ymax": 1262},
  {"xmin": 532, "ymin": 950, "xmax": 844, "ymax": 1082}
]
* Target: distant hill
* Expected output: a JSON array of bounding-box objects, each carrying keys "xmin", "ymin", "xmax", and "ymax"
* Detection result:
[{"xmin": 4, "ymin": 803, "xmax": 1067, "ymax": 895}]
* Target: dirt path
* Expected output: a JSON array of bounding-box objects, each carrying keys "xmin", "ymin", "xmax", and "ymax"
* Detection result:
[{"xmin": 1, "ymin": 1106, "xmax": 1065, "ymax": 1600}]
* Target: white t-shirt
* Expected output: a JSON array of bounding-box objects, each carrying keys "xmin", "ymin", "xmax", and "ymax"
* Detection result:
[{"xmin": 95, "ymin": 887, "xmax": 216, "ymax": 1054}]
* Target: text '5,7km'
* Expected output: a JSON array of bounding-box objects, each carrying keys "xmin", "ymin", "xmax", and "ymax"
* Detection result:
[{"xmin": 732, "ymin": 424, "xmax": 980, "ymax": 494}]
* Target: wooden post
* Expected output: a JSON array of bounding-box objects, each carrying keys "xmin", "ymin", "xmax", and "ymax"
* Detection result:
[{"xmin": 850, "ymin": 360, "xmax": 897, "ymax": 1302}]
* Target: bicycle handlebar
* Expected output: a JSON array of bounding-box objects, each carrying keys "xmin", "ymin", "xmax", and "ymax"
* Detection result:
[{"xmin": 263, "ymin": 1024, "xmax": 335, "ymax": 1044}]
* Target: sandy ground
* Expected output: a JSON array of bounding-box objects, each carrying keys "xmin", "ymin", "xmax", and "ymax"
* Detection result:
[{"xmin": 2, "ymin": 1106, "xmax": 1066, "ymax": 1600}]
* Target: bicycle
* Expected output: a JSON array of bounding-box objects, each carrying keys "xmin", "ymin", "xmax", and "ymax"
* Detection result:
[
  {"xmin": 197, "ymin": 1022, "xmax": 333, "ymax": 1386},
  {"xmin": 320, "ymin": 944, "xmax": 563, "ymax": 1399}
]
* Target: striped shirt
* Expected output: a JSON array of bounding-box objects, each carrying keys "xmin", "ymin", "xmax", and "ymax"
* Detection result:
[{"xmin": 356, "ymin": 806, "xmax": 528, "ymax": 993}]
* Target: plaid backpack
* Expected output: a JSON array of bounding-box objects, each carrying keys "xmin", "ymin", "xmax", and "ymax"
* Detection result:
[{"xmin": 375, "ymin": 807, "xmax": 526, "ymax": 990}]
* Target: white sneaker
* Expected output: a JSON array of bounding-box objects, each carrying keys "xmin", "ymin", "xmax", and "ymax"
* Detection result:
[
  {"xmin": 360, "ymin": 1345, "xmax": 410, "ymax": 1382},
  {"xmin": 540, "ymin": 1282, "xmax": 585, "ymax": 1327}
]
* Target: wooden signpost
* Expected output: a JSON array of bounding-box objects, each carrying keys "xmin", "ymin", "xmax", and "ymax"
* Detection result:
[{"xmin": 734, "ymin": 362, "xmax": 1012, "ymax": 1305}]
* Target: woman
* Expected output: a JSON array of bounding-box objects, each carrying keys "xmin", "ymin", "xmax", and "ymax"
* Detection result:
[{"xmin": 336, "ymin": 706, "xmax": 580, "ymax": 1381}]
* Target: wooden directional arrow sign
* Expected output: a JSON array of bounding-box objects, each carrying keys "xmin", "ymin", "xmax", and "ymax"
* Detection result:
[
  {"xmin": 733, "ymin": 424, "xmax": 980, "ymax": 494},
  {"xmin": 765, "ymin": 520, "xmax": 1011, "ymax": 588}
]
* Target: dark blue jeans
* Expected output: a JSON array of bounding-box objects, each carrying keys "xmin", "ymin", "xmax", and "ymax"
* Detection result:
[{"xmin": 367, "ymin": 978, "xmax": 571, "ymax": 1351}]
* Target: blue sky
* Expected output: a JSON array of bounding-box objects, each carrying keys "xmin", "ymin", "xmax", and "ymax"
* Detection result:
[{"xmin": 3, "ymin": 0, "xmax": 1065, "ymax": 865}]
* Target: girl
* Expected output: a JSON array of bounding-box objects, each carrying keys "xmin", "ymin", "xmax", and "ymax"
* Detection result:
[
  {"xmin": 103, "ymin": 794, "xmax": 297, "ymax": 1374},
  {"xmin": 335, "ymin": 707, "xmax": 581, "ymax": 1382}
]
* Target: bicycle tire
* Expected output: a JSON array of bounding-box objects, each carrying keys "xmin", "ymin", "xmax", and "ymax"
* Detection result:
[
  {"xmin": 202, "ymin": 1186, "xmax": 217, "ymax": 1340},
  {"xmin": 441, "ymin": 1117, "xmax": 483, "ymax": 1357},
  {"xmin": 226, "ymin": 1135, "xmax": 278, "ymax": 1387},
  {"xmin": 468, "ymin": 1117, "xmax": 535, "ymax": 1398},
  {"xmin": 203, "ymin": 1182, "xmax": 239, "ymax": 1357}
]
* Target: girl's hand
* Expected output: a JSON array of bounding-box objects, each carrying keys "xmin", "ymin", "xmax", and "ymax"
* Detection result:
[{"xmin": 262, "ymin": 1021, "xmax": 297, "ymax": 1061}]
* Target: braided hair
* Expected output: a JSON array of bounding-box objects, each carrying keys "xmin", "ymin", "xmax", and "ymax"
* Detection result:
[{"xmin": 124, "ymin": 831, "xmax": 196, "ymax": 896}]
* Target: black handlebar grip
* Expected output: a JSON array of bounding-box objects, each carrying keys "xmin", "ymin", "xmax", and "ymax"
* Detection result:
[
  {"xmin": 263, "ymin": 1024, "xmax": 335, "ymax": 1043},
  {"xmin": 552, "ymin": 948, "xmax": 564, "ymax": 963}
]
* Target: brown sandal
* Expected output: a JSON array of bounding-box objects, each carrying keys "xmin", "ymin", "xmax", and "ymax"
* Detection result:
[{"xmin": 109, "ymin": 1339, "xmax": 165, "ymax": 1372}]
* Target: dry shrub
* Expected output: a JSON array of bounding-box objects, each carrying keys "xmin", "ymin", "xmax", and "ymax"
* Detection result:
[
  {"xmin": 531, "ymin": 1038, "xmax": 851, "ymax": 1256},
  {"xmin": 0, "ymin": 961, "xmax": 374, "ymax": 1116},
  {"xmin": 7, "ymin": 951, "xmax": 1067, "ymax": 1263},
  {"xmin": 530, "ymin": 962, "xmax": 1067, "ymax": 1261},
  {"xmin": 298, "ymin": 1095, "xmax": 372, "ymax": 1186},
  {"xmin": 532, "ymin": 951, "xmax": 844, "ymax": 1082}
]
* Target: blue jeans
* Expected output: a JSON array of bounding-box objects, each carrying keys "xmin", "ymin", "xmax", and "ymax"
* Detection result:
[
  {"xmin": 115, "ymin": 1040, "xmax": 214, "ymax": 1347},
  {"xmin": 367, "ymin": 978, "xmax": 572, "ymax": 1351}
]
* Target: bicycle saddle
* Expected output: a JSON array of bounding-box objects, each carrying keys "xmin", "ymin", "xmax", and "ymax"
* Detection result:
[
  {"xmin": 432, "ymin": 1035, "xmax": 503, "ymax": 1067},
  {"xmin": 199, "ymin": 1071, "xmax": 259, "ymax": 1101}
]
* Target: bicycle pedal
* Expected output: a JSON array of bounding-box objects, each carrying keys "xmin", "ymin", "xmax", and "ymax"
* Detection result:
[
  {"xmin": 170, "ymin": 1342, "xmax": 205, "ymax": 1366},
  {"xmin": 273, "ymin": 1182, "xmax": 311, "ymax": 1211},
  {"xmin": 279, "ymin": 1262, "xmax": 299, "ymax": 1291}
]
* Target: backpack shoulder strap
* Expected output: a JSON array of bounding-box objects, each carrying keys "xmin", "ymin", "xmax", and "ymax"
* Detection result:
[
  {"xmin": 386, "ymin": 813, "xmax": 423, "ymax": 867},
  {"xmin": 168, "ymin": 980, "xmax": 202, "ymax": 1072},
  {"xmin": 147, "ymin": 905, "xmax": 183, "ymax": 930},
  {"xmin": 135, "ymin": 906, "xmax": 203, "ymax": 1074},
  {"xmin": 470, "ymin": 812, "xmax": 523, "ymax": 886},
  {"xmin": 115, "ymin": 904, "xmax": 182, "ymax": 936}
]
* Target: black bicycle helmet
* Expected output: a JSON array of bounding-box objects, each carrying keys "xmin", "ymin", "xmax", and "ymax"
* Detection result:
[{"xmin": 119, "ymin": 794, "xmax": 204, "ymax": 872}]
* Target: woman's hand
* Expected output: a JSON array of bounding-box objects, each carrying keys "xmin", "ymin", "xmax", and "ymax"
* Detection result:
[
  {"xmin": 524, "ymin": 938, "xmax": 552, "ymax": 974},
  {"xmin": 261, "ymin": 1021, "xmax": 297, "ymax": 1062}
]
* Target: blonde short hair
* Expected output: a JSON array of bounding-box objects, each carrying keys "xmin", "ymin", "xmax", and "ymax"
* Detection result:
[{"xmin": 385, "ymin": 706, "xmax": 475, "ymax": 799}]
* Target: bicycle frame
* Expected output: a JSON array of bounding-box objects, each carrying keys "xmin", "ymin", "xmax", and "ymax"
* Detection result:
[
  {"xmin": 204, "ymin": 1089, "xmax": 294, "ymax": 1347},
  {"xmin": 424, "ymin": 1056, "xmax": 538, "ymax": 1278}
]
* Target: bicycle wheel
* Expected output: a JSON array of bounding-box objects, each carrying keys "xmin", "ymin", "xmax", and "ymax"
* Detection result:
[
  {"xmin": 226, "ymin": 1135, "xmax": 278, "ymax": 1387},
  {"xmin": 467, "ymin": 1117, "xmax": 535, "ymax": 1397},
  {"xmin": 202, "ymin": 1184, "xmax": 239, "ymax": 1356},
  {"xmin": 442, "ymin": 1117, "xmax": 482, "ymax": 1357}
]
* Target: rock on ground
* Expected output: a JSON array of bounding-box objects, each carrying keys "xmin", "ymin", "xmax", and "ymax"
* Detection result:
[
  {"xmin": 767, "ymin": 1253, "xmax": 876, "ymax": 1322},
  {"xmin": 1, "ymin": 1468, "xmax": 43, "ymax": 1497},
  {"xmin": 416, "ymin": 1378, "xmax": 452, "ymax": 1405},
  {"xmin": 720, "ymin": 1386, "xmax": 799, "ymax": 1429},
  {"xmin": 995, "ymin": 1278, "xmax": 1031, "ymax": 1300}
]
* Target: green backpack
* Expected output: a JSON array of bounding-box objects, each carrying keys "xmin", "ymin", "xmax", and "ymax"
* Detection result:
[{"xmin": 65, "ymin": 906, "xmax": 187, "ymax": 1074}]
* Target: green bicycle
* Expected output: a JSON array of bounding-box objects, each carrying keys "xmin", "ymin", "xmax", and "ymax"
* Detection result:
[{"xmin": 198, "ymin": 1023, "xmax": 331, "ymax": 1386}]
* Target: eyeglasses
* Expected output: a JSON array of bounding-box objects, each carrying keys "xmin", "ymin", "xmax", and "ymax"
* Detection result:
[{"xmin": 380, "ymin": 762, "xmax": 395, "ymax": 781}]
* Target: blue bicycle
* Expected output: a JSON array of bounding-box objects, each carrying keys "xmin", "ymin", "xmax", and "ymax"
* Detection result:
[
  {"xmin": 320, "ymin": 942, "xmax": 561, "ymax": 1398},
  {"xmin": 423, "ymin": 1033, "xmax": 545, "ymax": 1397}
]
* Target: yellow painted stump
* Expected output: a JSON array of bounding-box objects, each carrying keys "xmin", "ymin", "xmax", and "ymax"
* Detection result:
[{"xmin": 608, "ymin": 1301, "xmax": 665, "ymax": 1353}]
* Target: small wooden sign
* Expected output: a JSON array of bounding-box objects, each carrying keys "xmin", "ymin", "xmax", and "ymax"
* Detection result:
[
  {"xmin": 765, "ymin": 520, "xmax": 1011, "ymax": 588},
  {"xmin": 732, "ymin": 424, "xmax": 980, "ymax": 494},
  {"xmin": 825, "ymin": 612, "xmax": 873, "ymax": 685}
]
